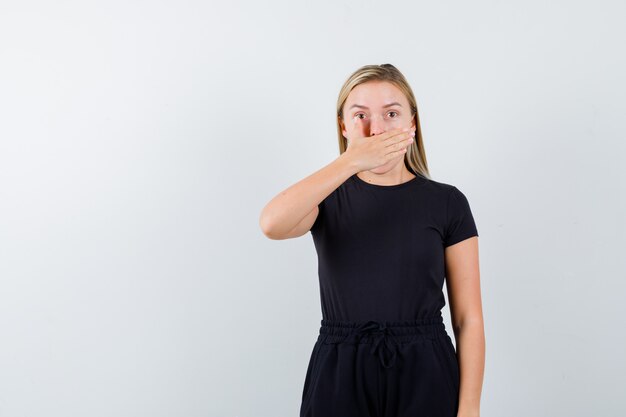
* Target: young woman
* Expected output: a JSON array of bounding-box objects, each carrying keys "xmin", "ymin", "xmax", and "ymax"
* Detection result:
[{"xmin": 259, "ymin": 64, "xmax": 484, "ymax": 417}]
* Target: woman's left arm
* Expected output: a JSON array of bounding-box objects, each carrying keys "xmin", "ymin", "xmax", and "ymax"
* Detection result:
[{"xmin": 445, "ymin": 236, "xmax": 485, "ymax": 417}]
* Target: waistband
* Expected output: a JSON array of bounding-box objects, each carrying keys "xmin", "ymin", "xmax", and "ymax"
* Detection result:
[{"xmin": 317, "ymin": 315, "xmax": 447, "ymax": 369}]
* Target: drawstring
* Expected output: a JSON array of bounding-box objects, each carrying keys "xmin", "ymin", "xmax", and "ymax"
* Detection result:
[{"xmin": 345, "ymin": 320, "xmax": 399, "ymax": 369}]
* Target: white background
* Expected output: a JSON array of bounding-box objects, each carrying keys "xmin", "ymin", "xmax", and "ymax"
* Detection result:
[{"xmin": 1, "ymin": 1, "xmax": 625, "ymax": 416}]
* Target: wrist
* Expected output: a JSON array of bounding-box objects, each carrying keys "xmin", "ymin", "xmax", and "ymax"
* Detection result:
[
  {"xmin": 457, "ymin": 407, "xmax": 480, "ymax": 417},
  {"xmin": 336, "ymin": 151, "xmax": 359, "ymax": 177}
]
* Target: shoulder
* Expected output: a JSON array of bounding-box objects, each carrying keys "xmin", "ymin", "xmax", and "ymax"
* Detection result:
[
  {"xmin": 316, "ymin": 176, "xmax": 351, "ymax": 215},
  {"xmin": 429, "ymin": 180, "xmax": 479, "ymax": 246},
  {"xmin": 422, "ymin": 177, "xmax": 455, "ymax": 191},
  {"xmin": 310, "ymin": 177, "xmax": 351, "ymax": 234},
  {"xmin": 419, "ymin": 178, "xmax": 476, "ymax": 216},
  {"xmin": 419, "ymin": 177, "xmax": 458, "ymax": 199}
]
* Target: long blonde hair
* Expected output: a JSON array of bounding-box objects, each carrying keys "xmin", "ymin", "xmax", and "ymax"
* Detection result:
[{"xmin": 336, "ymin": 64, "xmax": 430, "ymax": 179}]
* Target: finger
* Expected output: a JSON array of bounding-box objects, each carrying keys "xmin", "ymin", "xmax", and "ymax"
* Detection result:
[
  {"xmin": 385, "ymin": 146, "xmax": 408, "ymax": 158},
  {"xmin": 383, "ymin": 137, "xmax": 409, "ymax": 155},
  {"xmin": 382, "ymin": 127, "xmax": 411, "ymax": 141},
  {"xmin": 385, "ymin": 129, "xmax": 414, "ymax": 147}
]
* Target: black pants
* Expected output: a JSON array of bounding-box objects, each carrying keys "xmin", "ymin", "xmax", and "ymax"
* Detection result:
[{"xmin": 299, "ymin": 315, "xmax": 460, "ymax": 417}]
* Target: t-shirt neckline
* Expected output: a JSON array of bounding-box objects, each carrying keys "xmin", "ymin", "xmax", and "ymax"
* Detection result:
[{"xmin": 351, "ymin": 172, "xmax": 424, "ymax": 190}]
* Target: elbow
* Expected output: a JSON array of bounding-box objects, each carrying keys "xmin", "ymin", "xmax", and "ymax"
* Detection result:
[
  {"xmin": 259, "ymin": 213, "xmax": 272, "ymax": 239},
  {"xmin": 260, "ymin": 223, "xmax": 279, "ymax": 240},
  {"xmin": 453, "ymin": 314, "xmax": 484, "ymax": 335},
  {"xmin": 259, "ymin": 210, "xmax": 280, "ymax": 240}
]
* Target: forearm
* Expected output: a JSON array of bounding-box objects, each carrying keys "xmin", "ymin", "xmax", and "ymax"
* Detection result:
[
  {"xmin": 454, "ymin": 319, "xmax": 485, "ymax": 417},
  {"xmin": 259, "ymin": 153, "xmax": 357, "ymax": 237}
]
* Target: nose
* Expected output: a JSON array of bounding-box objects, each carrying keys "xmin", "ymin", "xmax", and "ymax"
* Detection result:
[{"xmin": 368, "ymin": 114, "xmax": 387, "ymax": 137}]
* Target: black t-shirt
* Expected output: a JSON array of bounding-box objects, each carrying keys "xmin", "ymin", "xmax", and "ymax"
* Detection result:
[{"xmin": 310, "ymin": 172, "xmax": 479, "ymax": 322}]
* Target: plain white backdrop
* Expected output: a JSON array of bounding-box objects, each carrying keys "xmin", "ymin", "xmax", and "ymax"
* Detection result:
[{"xmin": 1, "ymin": 0, "xmax": 625, "ymax": 416}]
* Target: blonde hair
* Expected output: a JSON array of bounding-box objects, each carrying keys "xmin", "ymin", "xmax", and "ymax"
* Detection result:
[{"xmin": 336, "ymin": 63, "xmax": 430, "ymax": 179}]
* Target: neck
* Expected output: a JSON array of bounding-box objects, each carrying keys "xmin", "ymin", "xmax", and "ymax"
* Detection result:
[{"xmin": 357, "ymin": 166, "xmax": 415, "ymax": 186}]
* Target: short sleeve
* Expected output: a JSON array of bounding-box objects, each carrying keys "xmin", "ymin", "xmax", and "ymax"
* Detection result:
[
  {"xmin": 310, "ymin": 200, "xmax": 325, "ymax": 234},
  {"xmin": 443, "ymin": 186, "xmax": 479, "ymax": 247}
]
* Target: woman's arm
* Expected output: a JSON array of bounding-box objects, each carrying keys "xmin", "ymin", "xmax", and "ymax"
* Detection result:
[
  {"xmin": 259, "ymin": 153, "xmax": 357, "ymax": 240},
  {"xmin": 445, "ymin": 236, "xmax": 484, "ymax": 417},
  {"xmin": 260, "ymin": 127, "xmax": 413, "ymax": 240}
]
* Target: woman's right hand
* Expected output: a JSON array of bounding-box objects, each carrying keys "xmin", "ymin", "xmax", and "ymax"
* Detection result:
[{"xmin": 343, "ymin": 127, "xmax": 416, "ymax": 172}]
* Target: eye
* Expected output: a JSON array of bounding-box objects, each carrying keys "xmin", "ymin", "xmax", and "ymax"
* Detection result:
[
  {"xmin": 355, "ymin": 113, "xmax": 366, "ymax": 119},
  {"xmin": 388, "ymin": 111, "xmax": 398, "ymax": 118}
]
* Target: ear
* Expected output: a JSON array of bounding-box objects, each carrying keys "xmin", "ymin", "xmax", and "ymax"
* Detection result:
[{"xmin": 339, "ymin": 117, "xmax": 347, "ymax": 138}]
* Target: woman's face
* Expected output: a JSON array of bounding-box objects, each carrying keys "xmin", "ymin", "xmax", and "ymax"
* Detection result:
[
  {"xmin": 340, "ymin": 80, "xmax": 415, "ymax": 141},
  {"xmin": 340, "ymin": 80, "xmax": 416, "ymax": 174}
]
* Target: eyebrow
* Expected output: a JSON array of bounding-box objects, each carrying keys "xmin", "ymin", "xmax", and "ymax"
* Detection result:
[{"xmin": 348, "ymin": 102, "xmax": 403, "ymax": 110}]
